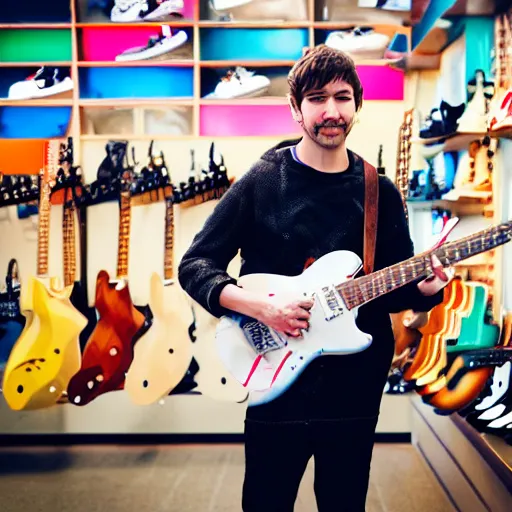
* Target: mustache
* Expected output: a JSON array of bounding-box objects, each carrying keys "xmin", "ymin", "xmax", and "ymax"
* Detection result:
[{"xmin": 313, "ymin": 121, "xmax": 348, "ymax": 136}]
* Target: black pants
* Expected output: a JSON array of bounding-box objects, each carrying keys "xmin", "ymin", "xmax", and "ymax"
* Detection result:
[{"xmin": 242, "ymin": 415, "xmax": 379, "ymax": 512}]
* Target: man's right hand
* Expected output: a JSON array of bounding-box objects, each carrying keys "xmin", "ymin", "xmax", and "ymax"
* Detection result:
[
  {"xmin": 257, "ymin": 296, "xmax": 314, "ymax": 338},
  {"xmin": 219, "ymin": 284, "xmax": 314, "ymax": 338}
]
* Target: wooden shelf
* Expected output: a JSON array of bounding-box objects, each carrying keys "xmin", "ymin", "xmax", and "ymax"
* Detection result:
[
  {"xmin": 79, "ymin": 98, "xmax": 194, "ymax": 107},
  {"xmin": 0, "ymin": 23, "xmax": 72, "ymax": 29},
  {"xmin": 200, "ymin": 60, "xmax": 296, "ymax": 67},
  {"xmin": 197, "ymin": 20, "xmax": 312, "ymax": 28},
  {"xmin": 199, "ymin": 97, "xmax": 287, "ymax": 106},
  {"xmin": 74, "ymin": 22, "xmax": 194, "ymax": 28},
  {"xmin": 77, "ymin": 60, "xmax": 194, "ymax": 67},
  {"xmin": 80, "ymin": 134, "xmax": 197, "ymax": 141},
  {"xmin": 0, "ymin": 62, "xmax": 73, "ymax": 67},
  {"xmin": 0, "ymin": 99, "xmax": 73, "ymax": 106},
  {"xmin": 80, "ymin": 134, "xmax": 295, "ymax": 141}
]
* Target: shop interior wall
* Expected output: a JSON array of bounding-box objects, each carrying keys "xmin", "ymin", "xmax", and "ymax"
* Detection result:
[{"xmin": 4, "ymin": 34, "xmax": 504, "ymax": 433}]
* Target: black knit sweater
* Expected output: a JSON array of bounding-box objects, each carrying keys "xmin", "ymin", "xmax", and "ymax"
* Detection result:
[{"xmin": 178, "ymin": 139, "xmax": 443, "ymax": 421}]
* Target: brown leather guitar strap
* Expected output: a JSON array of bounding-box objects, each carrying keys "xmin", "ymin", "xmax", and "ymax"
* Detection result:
[{"xmin": 363, "ymin": 160, "xmax": 379, "ymax": 275}]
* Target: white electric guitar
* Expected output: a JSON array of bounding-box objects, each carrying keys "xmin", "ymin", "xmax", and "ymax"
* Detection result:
[{"xmin": 215, "ymin": 220, "xmax": 512, "ymax": 407}]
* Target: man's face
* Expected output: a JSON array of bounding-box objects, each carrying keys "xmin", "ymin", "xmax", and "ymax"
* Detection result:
[{"xmin": 296, "ymin": 79, "xmax": 357, "ymax": 149}]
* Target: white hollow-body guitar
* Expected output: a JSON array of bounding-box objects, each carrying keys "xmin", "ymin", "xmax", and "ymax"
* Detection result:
[
  {"xmin": 125, "ymin": 195, "xmax": 194, "ymax": 405},
  {"xmin": 215, "ymin": 220, "xmax": 512, "ymax": 407}
]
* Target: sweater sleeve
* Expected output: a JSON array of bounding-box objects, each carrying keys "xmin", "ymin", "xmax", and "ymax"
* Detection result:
[
  {"xmin": 373, "ymin": 176, "xmax": 444, "ymax": 314},
  {"xmin": 177, "ymin": 167, "xmax": 255, "ymax": 318}
]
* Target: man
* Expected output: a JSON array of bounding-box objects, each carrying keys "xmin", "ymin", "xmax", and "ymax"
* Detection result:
[{"xmin": 178, "ymin": 45, "xmax": 452, "ymax": 511}]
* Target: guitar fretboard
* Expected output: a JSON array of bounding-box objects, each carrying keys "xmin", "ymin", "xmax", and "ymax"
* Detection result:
[
  {"xmin": 164, "ymin": 198, "xmax": 174, "ymax": 280},
  {"xmin": 336, "ymin": 221, "xmax": 512, "ymax": 310},
  {"xmin": 37, "ymin": 140, "xmax": 60, "ymax": 277},
  {"xmin": 62, "ymin": 196, "xmax": 76, "ymax": 287},
  {"xmin": 116, "ymin": 193, "xmax": 131, "ymax": 279}
]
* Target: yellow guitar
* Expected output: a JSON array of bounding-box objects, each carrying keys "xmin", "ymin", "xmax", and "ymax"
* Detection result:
[
  {"xmin": 2, "ymin": 140, "xmax": 87, "ymax": 411},
  {"xmin": 125, "ymin": 188, "xmax": 194, "ymax": 405}
]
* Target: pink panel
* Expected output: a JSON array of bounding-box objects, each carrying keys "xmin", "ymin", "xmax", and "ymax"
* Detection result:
[
  {"xmin": 182, "ymin": 0, "xmax": 195, "ymax": 19},
  {"xmin": 81, "ymin": 26, "xmax": 193, "ymax": 61},
  {"xmin": 356, "ymin": 65, "xmax": 404, "ymax": 100},
  {"xmin": 200, "ymin": 105, "xmax": 302, "ymax": 137}
]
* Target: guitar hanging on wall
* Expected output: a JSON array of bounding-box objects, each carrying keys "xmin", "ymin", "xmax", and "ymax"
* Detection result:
[
  {"xmin": 2, "ymin": 141, "xmax": 88, "ymax": 411},
  {"xmin": 67, "ymin": 150, "xmax": 151, "ymax": 406},
  {"xmin": 124, "ymin": 146, "xmax": 196, "ymax": 405},
  {"xmin": 215, "ymin": 220, "xmax": 512, "ymax": 406},
  {"xmin": 0, "ymin": 259, "xmax": 25, "ymax": 384}
]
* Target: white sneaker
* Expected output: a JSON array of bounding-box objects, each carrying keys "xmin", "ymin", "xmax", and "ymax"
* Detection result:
[
  {"xmin": 111, "ymin": 0, "xmax": 145, "ymax": 22},
  {"xmin": 457, "ymin": 71, "xmax": 490, "ymax": 133},
  {"xmin": 7, "ymin": 67, "xmax": 73, "ymax": 100},
  {"xmin": 325, "ymin": 27, "xmax": 390, "ymax": 59},
  {"xmin": 115, "ymin": 26, "xmax": 188, "ymax": 61},
  {"xmin": 211, "ymin": 0, "xmax": 253, "ymax": 10},
  {"xmin": 205, "ymin": 67, "xmax": 270, "ymax": 99},
  {"xmin": 142, "ymin": 0, "xmax": 184, "ymax": 20}
]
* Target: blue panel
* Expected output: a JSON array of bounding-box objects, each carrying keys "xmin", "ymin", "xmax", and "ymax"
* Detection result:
[
  {"xmin": 412, "ymin": 0, "xmax": 457, "ymax": 50},
  {"xmin": 200, "ymin": 29, "xmax": 308, "ymax": 61},
  {"xmin": 78, "ymin": 67, "xmax": 194, "ymax": 99},
  {"xmin": 464, "ymin": 17, "xmax": 494, "ymax": 85},
  {"xmin": 0, "ymin": 67, "xmax": 72, "ymax": 99},
  {"xmin": 0, "ymin": 107, "xmax": 72, "ymax": 138}
]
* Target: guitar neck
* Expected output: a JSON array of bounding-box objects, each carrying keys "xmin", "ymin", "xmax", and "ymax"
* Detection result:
[
  {"xmin": 62, "ymin": 194, "xmax": 77, "ymax": 287},
  {"xmin": 37, "ymin": 141, "xmax": 60, "ymax": 277},
  {"xmin": 337, "ymin": 221, "xmax": 512, "ymax": 310},
  {"xmin": 163, "ymin": 198, "xmax": 174, "ymax": 280},
  {"xmin": 116, "ymin": 193, "xmax": 131, "ymax": 280}
]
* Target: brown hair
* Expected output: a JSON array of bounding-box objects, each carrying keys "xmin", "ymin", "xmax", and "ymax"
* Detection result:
[{"xmin": 287, "ymin": 44, "xmax": 363, "ymax": 111}]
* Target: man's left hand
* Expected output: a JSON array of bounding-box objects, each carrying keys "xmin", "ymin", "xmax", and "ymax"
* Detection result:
[
  {"xmin": 401, "ymin": 254, "xmax": 454, "ymax": 330},
  {"xmin": 417, "ymin": 253, "xmax": 455, "ymax": 296}
]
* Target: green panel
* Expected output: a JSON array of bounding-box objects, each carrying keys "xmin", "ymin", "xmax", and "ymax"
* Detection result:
[
  {"xmin": 0, "ymin": 29, "xmax": 72, "ymax": 62},
  {"xmin": 463, "ymin": 17, "xmax": 495, "ymax": 85}
]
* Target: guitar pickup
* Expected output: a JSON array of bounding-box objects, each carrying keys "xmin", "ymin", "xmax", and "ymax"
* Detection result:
[{"xmin": 316, "ymin": 284, "xmax": 345, "ymax": 321}]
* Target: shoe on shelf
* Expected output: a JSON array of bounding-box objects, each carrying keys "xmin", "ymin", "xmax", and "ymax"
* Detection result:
[
  {"xmin": 204, "ymin": 67, "xmax": 270, "ymax": 99},
  {"xmin": 325, "ymin": 26, "xmax": 390, "ymax": 60},
  {"xmin": 419, "ymin": 100, "xmax": 465, "ymax": 139},
  {"xmin": 457, "ymin": 70, "xmax": 493, "ymax": 134},
  {"xmin": 111, "ymin": 0, "xmax": 184, "ymax": 23},
  {"xmin": 7, "ymin": 67, "xmax": 73, "ymax": 100},
  {"xmin": 359, "ymin": 0, "xmax": 412, "ymax": 11},
  {"xmin": 488, "ymin": 88, "xmax": 512, "ymax": 134},
  {"xmin": 211, "ymin": 0, "xmax": 253, "ymax": 10},
  {"xmin": 115, "ymin": 26, "xmax": 188, "ymax": 62}
]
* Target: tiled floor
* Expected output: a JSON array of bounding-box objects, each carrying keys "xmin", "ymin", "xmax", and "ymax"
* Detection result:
[{"xmin": 0, "ymin": 443, "xmax": 454, "ymax": 511}]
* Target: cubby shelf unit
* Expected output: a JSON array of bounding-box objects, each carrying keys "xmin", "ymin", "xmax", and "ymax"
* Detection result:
[{"xmin": 0, "ymin": 0, "xmax": 412, "ymax": 143}]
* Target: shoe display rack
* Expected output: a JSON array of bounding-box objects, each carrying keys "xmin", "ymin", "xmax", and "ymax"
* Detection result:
[{"xmin": 0, "ymin": 0, "xmax": 413, "ymax": 145}]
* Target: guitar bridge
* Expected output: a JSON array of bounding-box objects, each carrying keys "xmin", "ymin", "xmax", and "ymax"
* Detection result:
[
  {"xmin": 235, "ymin": 314, "xmax": 287, "ymax": 356},
  {"xmin": 316, "ymin": 284, "xmax": 345, "ymax": 321}
]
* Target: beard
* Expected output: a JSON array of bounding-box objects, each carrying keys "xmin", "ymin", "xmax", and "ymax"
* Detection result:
[{"xmin": 304, "ymin": 117, "xmax": 355, "ymax": 149}]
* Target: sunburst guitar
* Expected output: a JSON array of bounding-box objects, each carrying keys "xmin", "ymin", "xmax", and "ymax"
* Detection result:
[
  {"xmin": 2, "ymin": 141, "xmax": 87, "ymax": 411},
  {"xmin": 125, "ymin": 193, "xmax": 194, "ymax": 405},
  {"xmin": 67, "ymin": 190, "xmax": 149, "ymax": 406}
]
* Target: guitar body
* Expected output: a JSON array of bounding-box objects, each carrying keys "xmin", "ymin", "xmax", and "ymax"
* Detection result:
[
  {"xmin": 69, "ymin": 280, "xmax": 98, "ymax": 351},
  {"xmin": 66, "ymin": 270, "xmax": 147, "ymax": 406},
  {"xmin": 215, "ymin": 250, "xmax": 373, "ymax": 407},
  {"xmin": 191, "ymin": 300, "xmax": 249, "ymax": 403},
  {"xmin": 422, "ymin": 348, "xmax": 512, "ymax": 414},
  {"xmin": 403, "ymin": 284, "xmax": 457, "ymax": 383},
  {"xmin": 2, "ymin": 277, "xmax": 87, "ymax": 411},
  {"xmin": 447, "ymin": 284, "xmax": 496, "ymax": 352},
  {"xmin": 125, "ymin": 273, "xmax": 193, "ymax": 405}
]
